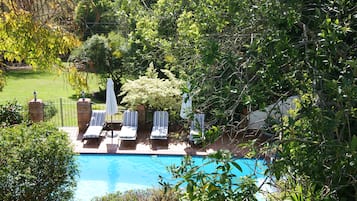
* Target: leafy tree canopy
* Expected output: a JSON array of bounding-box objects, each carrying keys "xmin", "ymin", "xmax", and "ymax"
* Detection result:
[
  {"xmin": 0, "ymin": 0, "xmax": 80, "ymax": 91},
  {"xmin": 68, "ymin": 32, "xmax": 130, "ymax": 95}
]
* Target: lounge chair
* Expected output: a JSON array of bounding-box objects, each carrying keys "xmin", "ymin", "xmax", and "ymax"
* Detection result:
[
  {"xmin": 119, "ymin": 110, "xmax": 138, "ymax": 140},
  {"xmin": 82, "ymin": 110, "xmax": 106, "ymax": 142},
  {"xmin": 150, "ymin": 111, "xmax": 169, "ymax": 140},
  {"xmin": 189, "ymin": 113, "xmax": 205, "ymax": 144}
]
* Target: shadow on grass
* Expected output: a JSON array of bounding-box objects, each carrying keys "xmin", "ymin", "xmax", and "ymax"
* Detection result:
[{"xmin": 6, "ymin": 70, "xmax": 53, "ymax": 80}]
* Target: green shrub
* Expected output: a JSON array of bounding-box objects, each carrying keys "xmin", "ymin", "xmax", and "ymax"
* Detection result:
[
  {"xmin": 0, "ymin": 123, "xmax": 78, "ymax": 201},
  {"xmin": 0, "ymin": 100, "xmax": 23, "ymax": 127},
  {"xmin": 120, "ymin": 63, "xmax": 183, "ymax": 111},
  {"xmin": 91, "ymin": 188, "xmax": 178, "ymax": 201},
  {"xmin": 44, "ymin": 100, "xmax": 58, "ymax": 120}
]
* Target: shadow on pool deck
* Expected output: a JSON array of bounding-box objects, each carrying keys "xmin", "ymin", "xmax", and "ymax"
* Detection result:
[{"xmin": 60, "ymin": 124, "xmax": 262, "ymax": 157}]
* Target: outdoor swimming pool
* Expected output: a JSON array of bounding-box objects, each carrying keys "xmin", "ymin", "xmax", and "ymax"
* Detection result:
[{"xmin": 75, "ymin": 154, "xmax": 267, "ymax": 201}]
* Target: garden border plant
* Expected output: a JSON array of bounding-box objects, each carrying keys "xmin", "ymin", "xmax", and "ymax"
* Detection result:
[
  {"xmin": 120, "ymin": 63, "xmax": 183, "ymax": 111},
  {"xmin": 0, "ymin": 122, "xmax": 78, "ymax": 201}
]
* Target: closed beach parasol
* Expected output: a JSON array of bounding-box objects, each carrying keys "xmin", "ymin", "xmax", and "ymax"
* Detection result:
[{"xmin": 106, "ymin": 78, "xmax": 118, "ymax": 142}]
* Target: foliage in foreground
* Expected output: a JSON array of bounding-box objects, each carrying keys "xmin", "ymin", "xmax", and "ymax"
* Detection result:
[
  {"xmin": 91, "ymin": 188, "xmax": 178, "ymax": 201},
  {"xmin": 0, "ymin": 123, "xmax": 78, "ymax": 201},
  {"xmin": 242, "ymin": 1, "xmax": 357, "ymax": 200},
  {"xmin": 162, "ymin": 150, "xmax": 260, "ymax": 201},
  {"xmin": 269, "ymin": 97, "xmax": 357, "ymax": 200}
]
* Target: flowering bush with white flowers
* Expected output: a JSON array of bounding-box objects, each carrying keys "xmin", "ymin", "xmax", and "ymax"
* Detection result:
[{"xmin": 120, "ymin": 63, "xmax": 183, "ymax": 111}]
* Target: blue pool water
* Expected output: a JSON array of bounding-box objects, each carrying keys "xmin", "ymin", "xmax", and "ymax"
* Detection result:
[{"xmin": 75, "ymin": 154, "xmax": 267, "ymax": 201}]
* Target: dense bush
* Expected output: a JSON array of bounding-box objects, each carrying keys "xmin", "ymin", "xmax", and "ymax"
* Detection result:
[
  {"xmin": 0, "ymin": 100, "xmax": 23, "ymax": 127},
  {"xmin": 0, "ymin": 123, "xmax": 78, "ymax": 200},
  {"xmin": 120, "ymin": 63, "xmax": 183, "ymax": 111},
  {"xmin": 44, "ymin": 100, "xmax": 58, "ymax": 120},
  {"xmin": 92, "ymin": 188, "xmax": 178, "ymax": 201}
]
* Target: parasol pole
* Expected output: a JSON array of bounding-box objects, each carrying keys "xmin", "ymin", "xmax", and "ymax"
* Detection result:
[{"xmin": 111, "ymin": 115, "xmax": 113, "ymax": 144}]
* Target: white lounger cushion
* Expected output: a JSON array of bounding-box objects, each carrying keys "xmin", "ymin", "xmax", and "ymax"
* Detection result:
[
  {"xmin": 150, "ymin": 111, "xmax": 169, "ymax": 140},
  {"xmin": 83, "ymin": 110, "xmax": 106, "ymax": 140},
  {"xmin": 83, "ymin": 126, "xmax": 104, "ymax": 139},
  {"xmin": 119, "ymin": 110, "xmax": 138, "ymax": 140},
  {"xmin": 151, "ymin": 127, "xmax": 169, "ymax": 139},
  {"xmin": 119, "ymin": 126, "xmax": 137, "ymax": 140}
]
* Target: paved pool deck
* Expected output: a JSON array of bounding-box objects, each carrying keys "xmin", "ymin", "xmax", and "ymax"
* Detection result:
[{"xmin": 60, "ymin": 126, "xmax": 252, "ymax": 156}]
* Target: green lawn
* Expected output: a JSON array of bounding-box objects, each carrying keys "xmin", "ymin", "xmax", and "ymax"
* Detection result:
[
  {"xmin": 0, "ymin": 70, "xmax": 119, "ymax": 126},
  {"xmin": 0, "ymin": 70, "xmax": 100, "ymax": 104}
]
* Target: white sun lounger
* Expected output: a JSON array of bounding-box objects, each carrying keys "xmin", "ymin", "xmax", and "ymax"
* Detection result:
[
  {"xmin": 150, "ymin": 111, "xmax": 169, "ymax": 140},
  {"xmin": 119, "ymin": 110, "xmax": 138, "ymax": 140},
  {"xmin": 82, "ymin": 110, "xmax": 106, "ymax": 142}
]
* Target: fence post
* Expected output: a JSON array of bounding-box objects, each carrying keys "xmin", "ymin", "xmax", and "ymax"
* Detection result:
[
  {"xmin": 29, "ymin": 99, "xmax": 44, "ymax": 122},
  {"xmin": 77, "ymin": 98, "xmax": 92, "ymax": 134},
  {"xmin": 60, "ymin": 98, "xmax": 64, "ymax": 127}
]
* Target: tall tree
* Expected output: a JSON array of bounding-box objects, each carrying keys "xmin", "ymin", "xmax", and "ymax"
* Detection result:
[{"xmin": 0, "ymin": 0, "xmax": 80, "ymax": 91}]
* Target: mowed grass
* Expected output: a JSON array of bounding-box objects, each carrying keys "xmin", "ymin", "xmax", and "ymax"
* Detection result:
[
  {"xmin": 0, "ymin": 70, "xmax": 100, "ymax": 104},
  {"xmin": 0, "ymin": 70, "xmax": 109, "ymax": 126}
]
